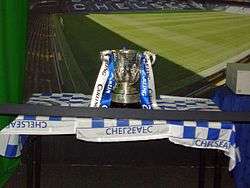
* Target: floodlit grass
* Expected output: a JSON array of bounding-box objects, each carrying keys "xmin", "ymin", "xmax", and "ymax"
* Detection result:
[{"xmin": 58, "ymin": 11, "xmax": 250, "ymax": 94}]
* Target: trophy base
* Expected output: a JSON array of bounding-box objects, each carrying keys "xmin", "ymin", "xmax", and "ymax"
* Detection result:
[{"xmin": 110, "ymin": 101, "xmax": 141, "ymax": 109}]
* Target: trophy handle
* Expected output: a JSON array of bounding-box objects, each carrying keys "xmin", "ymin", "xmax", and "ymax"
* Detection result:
[
  {"xmin": 145, "ymin": 51, "xmax": 156, "ymax": 65},
  {"xmin": 100, "ymin": 50, "xmax": 114, "ymax": 62}
]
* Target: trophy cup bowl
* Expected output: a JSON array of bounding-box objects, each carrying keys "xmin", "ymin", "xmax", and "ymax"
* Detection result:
[{"xmin": 111, "ymin": 49, "xmax": 141, "ymax": 108}]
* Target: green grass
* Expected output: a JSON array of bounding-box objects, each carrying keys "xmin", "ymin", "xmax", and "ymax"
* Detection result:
[{"xmin": 57, "ymin": 11, "xmax": 250, "ymax": 94}]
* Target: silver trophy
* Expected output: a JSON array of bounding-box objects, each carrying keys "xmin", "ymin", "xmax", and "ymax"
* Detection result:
[
  {"xmin": 91, "ymin": 49, "xmax": 156, "ymax": 108},
  {"xmin": 112, "ymin": 49, "xmax": 141, "ymax": 105}
]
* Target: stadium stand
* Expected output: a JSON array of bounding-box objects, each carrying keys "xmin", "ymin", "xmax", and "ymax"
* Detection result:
[
  {"xmin": 64, "ymin": 0, "xmax": 250, "ymax": 13},
  {"xmin": 25, "ymin": 14, "xmax": 62, "ymax": 98},
  {"xmin": 28, "ymin": 0, "xmax": 250, "ymax": 14},
  {"xmin": 29, "ymin": 0, "xmax": 69, "ymax": 13},
  {"xmin": 68, "ymin": 0, "xmax": 196, "ymax": 12},
  {"xmin": 224, "ymin": 4, "xmax": 250, "ymax": 13}
]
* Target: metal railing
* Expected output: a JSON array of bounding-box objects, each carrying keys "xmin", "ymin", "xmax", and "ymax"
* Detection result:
[{"xmin": 0, "ymin": 104, "xmax": 250, "ymax": 122}]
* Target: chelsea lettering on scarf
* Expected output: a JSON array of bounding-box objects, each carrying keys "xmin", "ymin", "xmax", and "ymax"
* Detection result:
[
  {"xmin": 7, "ymin": 120, "xmax": 47, "ymax": 129},
  {"xmin": 106, "ymin": 126, "xmax": 153, "ymax": 135},
  {"xmin": 194, "ymin": 139, "xmax": 230, "ymax": 150}
]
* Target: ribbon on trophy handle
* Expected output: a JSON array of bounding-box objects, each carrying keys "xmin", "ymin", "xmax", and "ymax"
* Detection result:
[
  {"xmin": 143, "ymin": 51, "xmax": 158, "ymax": 109},
  {"xmin": 90, "ymin": 50, "xmax": 112, "ymax": 107},
  {"xmin": 100, "ymin": 52, "xmax": 116, "ymax": 108},
  {"xmin": 139, "ymin": 54, "xmax": 151, "ymax": 109}
]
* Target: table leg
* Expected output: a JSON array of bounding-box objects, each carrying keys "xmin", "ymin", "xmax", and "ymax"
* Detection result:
[
  {"xmin": 26, "ymin": 136, "xmax": 34, "ymax": 188},
  {"xmin": 213, "ymin": 151, "xmax": 221, "ymax": 188},
  {"xmin": 34, "ymin": 136, "xmax": 42, "ymax": 188},
  {"xmin": 198, "ymin": 150, "xmax": 205, "ymax": 188}
]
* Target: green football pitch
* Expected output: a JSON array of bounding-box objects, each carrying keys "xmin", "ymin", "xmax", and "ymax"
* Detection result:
[{"xmin": 55, "ymin": 11, "xmax": 250, "ymax": 94}]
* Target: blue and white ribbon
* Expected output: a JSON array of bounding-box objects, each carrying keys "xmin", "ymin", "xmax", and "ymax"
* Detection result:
[
  {"xmin": 140, "ymin": 54, "xmax": 152, "ymax": 109},
  {"xmin": 100, "ymin": 53, "xmax": 116, "ymax": 108},
  {"xmin": 143, "ymin": 51, "xmax": 157, "ymax": 108},
  {"xmin": 90, "ymin": 50, "xmax": 112, "ymax": 107}
]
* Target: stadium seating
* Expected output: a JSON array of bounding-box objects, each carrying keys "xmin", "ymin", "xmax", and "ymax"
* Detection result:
[
  {"xmin": 28, "ymin": 0, "xmax": 250, "ymax": 13},
  {"xmin": 26, "ymin": 15, "xmax": 62, "ymax": 98},
  {"xmin": 66, "ymin": 0, "xmax": 250, "ymax": 13}
]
